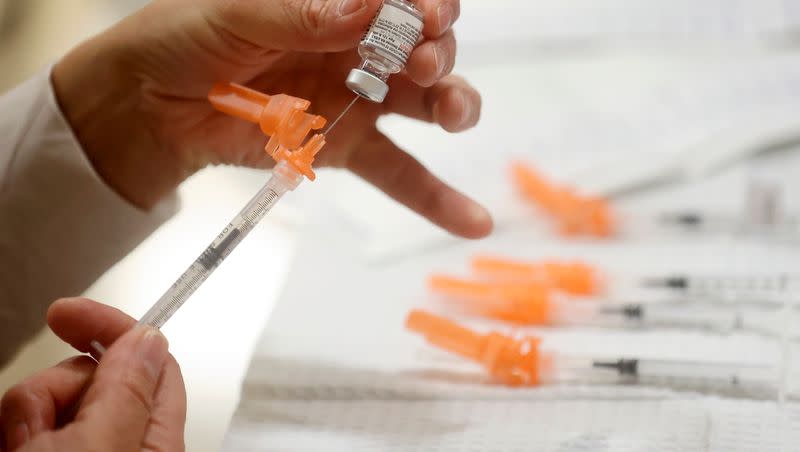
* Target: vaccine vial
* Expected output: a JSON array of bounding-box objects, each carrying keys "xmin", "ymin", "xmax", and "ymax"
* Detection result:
[{"xmin": 346, "ymin": 0, "xmax": 424, "ymax": 103}]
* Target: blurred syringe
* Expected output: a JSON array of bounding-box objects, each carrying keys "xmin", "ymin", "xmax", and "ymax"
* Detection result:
[
  {"xmin": 407, "ymin": 310, "xmax": 788, "ymax": 395},
  {"xmin": 429, "ymin": 275, "xmax": 797, "ymax": 338},
  {"xmin": 643, "ymin": 273, "xmax": 800, "ymax": 307}
]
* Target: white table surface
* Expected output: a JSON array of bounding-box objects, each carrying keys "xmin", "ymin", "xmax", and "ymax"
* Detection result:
[{"xmin": 218, "ymin": 50, "xmax": 800, "ymax": 450}]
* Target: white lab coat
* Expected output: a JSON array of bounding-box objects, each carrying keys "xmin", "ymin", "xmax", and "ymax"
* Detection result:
[{"xmin": 0, "ymin": 68, "xmax": 177, "ymax": 366}]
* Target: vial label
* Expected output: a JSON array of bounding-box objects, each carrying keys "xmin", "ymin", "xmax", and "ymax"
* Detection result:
[{"xmin": 362, "ymin": 3, "xmax": 423, "ymax": 65}]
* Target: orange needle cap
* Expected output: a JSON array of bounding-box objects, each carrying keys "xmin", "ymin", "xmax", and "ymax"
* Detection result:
[
  {"xmin": 511, "ymin": 161, "xmax": 616, "ymax": 237},
  {"xmin": 406, "ymin": 310, "xmax": 542, "ymax": 385},
  {"xmin": 428, "ymin": 275, "xmax": 551, "ymax": 324},
  {"xmin": 208, "ymin": 82, "xmax": 327, "ymax": 179},
  {"xmin": 471, "ymin": 256, "xmax": 599, "ymax": 296}
]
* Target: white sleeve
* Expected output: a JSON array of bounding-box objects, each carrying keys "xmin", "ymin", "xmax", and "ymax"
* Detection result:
[{"xmin": 0, "ymin": 67, "xmax": 178, "ymax": 365}]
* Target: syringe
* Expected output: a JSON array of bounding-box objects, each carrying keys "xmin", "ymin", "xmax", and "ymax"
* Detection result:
[
  {"xmin": 407, "ymin": 310, "xmax": 786, "ymax": 396},
  {"xmin": 91, "ymin": 83, "xmax": 329, "ymax": 353},
  {"xmin": 136, "ymin": 160, "xmax": 305, "ymax": 329},
  {"xmin": 643, "ymin": 273, "xmax": 800, "ymax": 306},
  {"xmin": 592, "ymin": 303, "xmax": 795, "ymax": 337},
  {"xmin": 467, "ymin": 255, "xmax": 799, "ymax": 308},
  {"xmin": 658, "ymin": 211, "xmax": 800, "ymax": 236},
  {"xmin": 658, "ymin": 179, "xmax": 800, "ymax": 237},
  {"xmin": 429, "ymin": 275, "xmax": 794, "ymax": 337}
]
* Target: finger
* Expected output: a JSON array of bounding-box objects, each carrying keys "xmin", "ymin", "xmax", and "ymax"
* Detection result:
[
  {"xmin": 47, "ymin": 298, "xmax": 136, "ymax": 359},
  {"xmin": 405, "ymin": 30, "xmax": 456, "ymax": 87},
  {"xmin": 141, "ymin": 358, "xmax": 186, "ymax": 451},
  {"xmin": 346, "ymin": 130, "xmax": 492, "ymax": 238},
  {"xmin": 207, "ymin": 0, "xmax": 382, "ymax": 52},
  {"xmin": 416, "ymin": 0, "xmax": 460, "ymax": 38},
  {"xmin": 385, "ymin": 74, "xmax": 481, "ymax": 132},
  {"xmin": 0, "ymin": 357, "xmax": 95, "ymax": 451},
  {"xmin": 26, "ymin": 358, "xmax": 187, "ymax": 452},
  {"xmin": 70, "ymin": 327, "xmax": 169, "ymax": 452}
]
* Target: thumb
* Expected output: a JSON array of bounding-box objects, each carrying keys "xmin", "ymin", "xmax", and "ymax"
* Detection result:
[
  {"xmin": 70, "ymin": 326, "xmax": 169, "ymax": 451},
  {"xmin": 207, "ymin": 0, "xmax": 382, "ymax": 52}
]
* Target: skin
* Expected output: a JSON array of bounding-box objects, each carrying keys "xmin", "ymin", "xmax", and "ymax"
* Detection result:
[
  {"xmin": 0, "ymin": 299, "xmax": 186, "ymax": 452},
  {"xmin": 52, "ymin": 0, "xmax": 492, "ymax": 238}
]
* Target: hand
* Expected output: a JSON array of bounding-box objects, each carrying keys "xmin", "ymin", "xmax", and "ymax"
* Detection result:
[
  {"xmin": 0, "ymin": 298, "xmax": 186, "ymax": 452},
  {"xmin": 52, "ymin": 0, "xmax": 491, "ymax": 239}
]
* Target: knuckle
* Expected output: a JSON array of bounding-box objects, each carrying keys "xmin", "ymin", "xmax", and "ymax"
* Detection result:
[
  {"xmin": 289, "ymin": 0, "xmax": 330, "ymax": 37},
  {"xmin": 1, "ymin": 382, "xmax": 40, "ymax": 412},
  {"xmin": 205, "ymin": 0, "xmax": 269, "ymax": 57},
  {"xmin": 1, "ymin": 384, "xmax": 28, "ymax": 410}
]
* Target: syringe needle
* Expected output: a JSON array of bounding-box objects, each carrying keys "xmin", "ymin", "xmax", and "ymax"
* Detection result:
[
  {"xmin": 641, "ymin": 276, "xmax": 688, "ymax": 289},
  {"xmin": 324, "ymin": 95, "xmax": 359, "ymax": 136}
]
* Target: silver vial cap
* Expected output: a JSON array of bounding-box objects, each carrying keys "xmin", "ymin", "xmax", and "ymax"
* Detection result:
[{"xmin": 346, "ymin": 69, "xmax": 389, "ymax": 103}]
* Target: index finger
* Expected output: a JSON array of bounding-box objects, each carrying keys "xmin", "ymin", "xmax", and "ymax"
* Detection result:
[
  {"xmin": 47, "ymin": 298, "xmax": 136, "ymax": 360},
  {"xmin": 346, "ymin": 130, "xmax": 493, "ymax": 239}
]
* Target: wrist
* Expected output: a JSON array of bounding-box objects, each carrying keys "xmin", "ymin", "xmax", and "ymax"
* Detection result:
[{"xmin": 51, "ymin": 31, "xmax": 184, "ymax": 210}]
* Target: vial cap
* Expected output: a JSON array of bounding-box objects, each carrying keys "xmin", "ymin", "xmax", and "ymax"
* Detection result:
[{"xmin": 346, "ymin": 69, "xmax": 389, "ymax": 103}]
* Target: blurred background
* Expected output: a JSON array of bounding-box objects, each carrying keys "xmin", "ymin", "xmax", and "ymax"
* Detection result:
[
  {"xmin": 0, "ymin": 0, "xmax": 145, "ymax": 90},
  {"xmin": 2, "ymin": 1, "xmax": 800, "ymax": 451}
]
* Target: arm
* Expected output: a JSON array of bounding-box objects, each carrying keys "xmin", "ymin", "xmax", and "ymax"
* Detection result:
[{"xmin": 0, "ymin": 69, "xmax": 177, "ymax": 366}]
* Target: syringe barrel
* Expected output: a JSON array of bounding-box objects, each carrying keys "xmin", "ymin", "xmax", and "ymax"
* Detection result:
[
  {"xmin": 638, "ymin": 303, "xmax": 741, "ymax": 332},
  {"xmin": 138, "ymin": 161, "xmax": 302, "ymax": 329},
  {"xmin": 542, "ymin": 354, "xmax": 778, "ymax": 394},
  {"xmin": 635, "ymin": 359, "xmax": 778, "ymax": 394},
  {"xmin": 685, "ymin": 274, "xmax": 797, "ymax": 305}
]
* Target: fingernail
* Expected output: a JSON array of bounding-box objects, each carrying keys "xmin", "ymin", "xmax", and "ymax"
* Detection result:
[
  {"xmin": 338, "ymin": 0, "xmax": 366, "ymax": 17},
  {"xmin": 457, "ymin": 90, "xmax": 472, "ymax": 127},
  {"xmin": 434, "ymin": 45, "xmax": 447, "ymax": 76},
  {"xmin": 437, "ymin": 3, "xmax": 453, "ymax": 32},
  {"xmin": 138, "ymin": 328, "xmax": 169, "ymax": 380},
  {"xmin": 11, "ymin": 422, "xmax": 29, "ymax": 449}
]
